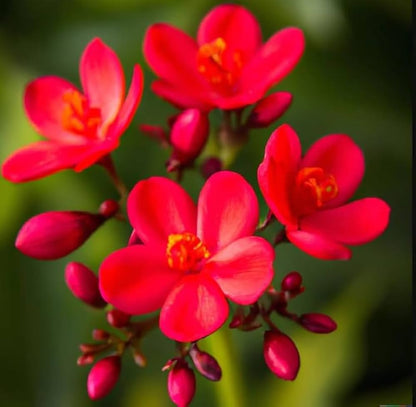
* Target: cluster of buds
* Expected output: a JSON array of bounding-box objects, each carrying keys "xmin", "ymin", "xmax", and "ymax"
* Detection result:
[{"xmin": 1, "ymin": 3, "xmax": 390, "ymax": 406}]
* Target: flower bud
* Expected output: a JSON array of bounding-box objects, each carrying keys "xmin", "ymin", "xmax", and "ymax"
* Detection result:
[
  {"xmin": 299, "ymin": 313, "xmax": 337, "ymax": 333},
  {"xmin": 15, "ymin": 211, "xmax": 105, "ymax": 260},
  {"xmin": 139, "ymin": 124, "xmax": 169, "ymax": 147},
  {"xmin": 167, "ymin": 360, "xmax": 196, "ymax": 407},
  {"xmin": 200, "ymin": 156, "xmax": 222, "ymax": 179},
  {"xmin": 167, "ymin": 108, "xmax": 209, "ymax": 171},
  {"xmin": 263, "ymin": 330, "xmax": 300, "ymax": 381},
  {"xmin": 246, "ymin": 91, "xmax": 292, "ymax": 128},
  {"xmin": 107, "ymin": 309, "xmax": 130, "ymax": 328},
  {"xmin": 92, "ymin": 329, "xmax": 110, "ymax": 341},
  {"xmin": 189, "ymin": 344, "xmax": 222, "ymax": 381},
  {"xmin": 281, "ymin": 271, "xmax": 303, "ymax": 292},
  {"xmin": 98, "ymin": 200, "xmax": 119, "ymax": 218},
  {"xmin": 77, "ymin": 354, "xmax": 94, "ymax": 365},
  {"xmin": 65, "ymin": 262, "xmax": 106, "ymax": 308},
  {"xmin": 87, "ymin": 355, "xmax": 121, "ymax": 400}
]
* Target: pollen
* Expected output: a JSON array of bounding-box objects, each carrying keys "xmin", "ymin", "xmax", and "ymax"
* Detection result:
[
  {"xmin": 166, "ymin": 232, "xmax": 210, "ymax": 272},
  {"xmin": 292, "ymin": 167, "xmax": 338, "ymax": 216},
  {"xmin": 61, "ymin": 89, "xmax": 102, "ymax": 138},
  {"xmin": 197, "ymin": 37, "xmax": 243, "ymax": 91}
]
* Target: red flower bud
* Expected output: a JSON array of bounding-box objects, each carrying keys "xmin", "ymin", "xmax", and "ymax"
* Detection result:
[
  {"xmin": 77, "ymin": 354, "xmax": 95, "ymax": 365},
  {"xmin": 65, "ymin": 262, "xmax": 106, "ymax": 308},
  {"xmin": 98, "ymin": 200, "xmax": 119, "ymax": 218},
  {"xmin": 92, "ymin": 329, "xmax": 110, "ymax": 341},
  {"xmin": 263, "ymin": 330, "xmax": 300, "ymax": 381},
  {"xmin": 167, "ymin": 108, "xmax": 209, "ymax": 170},
  {"xmin": 246, "ymin": 91, "xmax": 292, "ymax": 128},
  {"xmin": 87, "ymin": 355, "xmax": 121, "ymax": 400},
  {"xmin": 281, "ymin": 271, "xmax": 303, "ymax": 292},
  {"xmin": 299, "ymin": 313, "xmax": 337, "ymax": 333},
  {"xmin": 106, "ymin": 309, "xmax": 130, "ymax": 328},
  {"xmin": 200, "ymin": 156, "xmax": 223, "ymax": 179},
  {"xmin": 189, "ymin": 344, "xmax": 222, "ymax": 381},
  {"xmin": 15, "ymin": 211, "xmax": 105, "ymax": 260},
  {"xmin": 139, "ymin": 124, "xmax": 169, "ymax": 146},
  {"xmin": 167, "ymin": 360, "xmax": 196, "ymax": 407}
]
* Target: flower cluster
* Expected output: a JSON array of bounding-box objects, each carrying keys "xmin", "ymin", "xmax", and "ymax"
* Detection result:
[{"xmin": 2, "ymin": 4, "xmax": 390, "ymax": 406}]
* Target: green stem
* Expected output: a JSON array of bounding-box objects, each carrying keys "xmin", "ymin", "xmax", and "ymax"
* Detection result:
[{"xmin": 202, "ymin": 328, "xmax": 244, "ymax": 407}]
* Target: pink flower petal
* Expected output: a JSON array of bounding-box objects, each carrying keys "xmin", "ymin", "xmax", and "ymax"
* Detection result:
[
  {"xmin": 127, "ymin": 177, "xmax": 197, "ymax": 246},
  {"xmin": 239, "ymin": 27, "xmax": 305, "ymax": 97},
  {"xmin": 159, "ymin": 273, "xmax": 228, "ymax": 342},
  {"xmin": 99, "ymin": 245, "xmax": 182, "ymax": 315},
  {"xmin": 106, "ymin": 64, "xmax": 144, "ymax": 139},
  {"xmin": 287, "ymin": 230, "xmax": 351, "ymax": 260},
  {"xmin": 197, "ymin": 4, "xmax": 261, "ymax": 61},
  {"xmin": 24, "ymin": 76, "xmax": 85, "ymax": 143},
  {"xmin": 197, "ymin": 171, "xmax": 258, "ymax": 253},
  {"xmin": 151, "ymin": 79, "xmax": 214, "ymax": 111},
  {"xmin": 1, "ymin": 141, "xmax": 89, "ymax": 182},
  {"xmin": 73, "ymin": 139, "xmax": 119, "ymax": 172},
  {"xmin": 300, "ymin": 198, "xmax": 390, "ymax": 245},
  {"xmin": 80, "ymin": 38, "xmax": 125, "ymax": 131},
  {"xmin": 204, "ymin": 236, "xmax": 275, "ymax": 305},
  {"xmin": 300, "ymin": 134, "xmax": 365, "ymax": 207},
  {"xmin": 258, "ymin": 124, "xmax": 301, "ymax": 229},
  {"xmin": 144, "ymin": 24, "xmax": 209, "ymax": 91}
]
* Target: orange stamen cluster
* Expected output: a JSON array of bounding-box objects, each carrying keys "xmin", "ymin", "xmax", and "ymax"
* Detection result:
[
  {"xmin": 166, "ymin": 232, "xmax": 210, "ymax": 273},
  {"xmin": 292, "ymin": 167, "xmax": 338, "ymax": 216},
  {"xmin": 61, "ymin": 90, "xmax": 101, "ymax": 138},
  {"xmin": 197, "ymin": 37, "xmax": 243, "ymax": 90}
]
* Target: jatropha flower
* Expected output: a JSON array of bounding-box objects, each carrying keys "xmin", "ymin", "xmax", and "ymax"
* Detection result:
[
  {"xmin": 2, "ymin": 38, "xmax": 143, "ymax": 182},
  {"xmin": 258, "ymin": 124, "xmax": 390, "ymax": 260},
  {"xmin": 99, "ymin": 171, "xmax": 275, "ymax": 342},
  {"xmin": 143, "ymin": 4, "xmax": 304, "ymax": 111}
]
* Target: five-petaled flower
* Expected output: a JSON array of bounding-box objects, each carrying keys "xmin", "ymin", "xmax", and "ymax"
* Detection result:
[
  {"xmin": 258, "ymin": 124, "xmax": 390, "ymax": 260},
  {"xmin": 2, "ymin": 38, "xmax": 143, "ymax": 182},
  {"xmin": 143, "ymin": 4, "xmax": 304, "ymax": 111},
  {"xmin": 99, "ymin": 171, "xmax": 275, "ymax": 342}
]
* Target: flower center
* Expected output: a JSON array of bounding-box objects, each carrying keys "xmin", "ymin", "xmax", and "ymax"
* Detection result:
[
  {"xmin": 61, "ymin": 89, "xmax": 102, "ymax": 138},
  {"xmin": 197, "ymin": 37, "xmax": 243, "ymax": 92},
  {"xmin": 292, "ymin": 167, "xmax": 338, "ymax": 216},
  {"xmin": 166, "ymin": 232, "xmax": 210, "ymax": 273}
]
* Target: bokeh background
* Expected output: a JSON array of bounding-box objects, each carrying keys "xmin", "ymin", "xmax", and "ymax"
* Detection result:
[{"xmin": 0, "ymin": 0, "xmax": 411, "ymax": 406}]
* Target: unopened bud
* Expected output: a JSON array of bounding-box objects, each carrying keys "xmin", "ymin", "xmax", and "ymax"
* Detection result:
[
  {"xmin": 167, "ymin": 108, "xmax": 209, "ymax": 170},
  {"xmin": 87, "ymin": 355, "xmax": 121, "ymax": 400},
  {"xmin": 189, "ymin": 344, "xmax": 222, "ymax": 381},
  {"xmin": 16, "ymin": 211, "xmax": 105, "ymax": 260},
  {"xmin": 107, "ymin": 309, "xmax": 130, "ymax": 328},
  {"xmin": 132, "ymin": 349, "xmax": 147, "ymax": 367},
  {"xmin": 92, "ymin": 329, "xmax": 110, "ymax": 341},
  {"xmin": 77, "ymin": 354, "xmax": 95, "ymax": 365},
  {"xmin": 281, "ymin": 271, "xmax": 303, "ymax": 292},
  {"xmin": 200, "ymin": 156, "xmax": 222, "ymax": 179},
  {"xmin": 98, "ymin": 200, "xmax": 119, "ymax": 218},
  {"xmin": 299, "ymin": 313, "xmax": 337, "ymax": 333},
  {"xmin": 139, "ymin": 124, "xmax": 169, "ymax": 147},
  {"xmin": 246, "ymin": 91, "xmax": 292, "ymax": 128},
  {"xmin": 263, "ymin": 330, "xmax": 300, "ymax": 381},
  {"xmin": 167, "ymin": 360, "xmax": 196, "ymax": 407},
  {"xmin": 65, "ymin": 262, "xmax": 106, "ymax": 308}
]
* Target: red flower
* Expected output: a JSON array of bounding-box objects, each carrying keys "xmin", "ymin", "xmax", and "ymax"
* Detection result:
[
  {"xmin": 258, "ymin": 124, "xmax": 390, "ymax": 260},
  {"xmin": 143, "ymin": 4, "xmax": 304, "ymax": 111},
  {"xmin": 2, "ymin": 38, "xmax": 143, "ymax": 182},
  {"xmin": 99, "ymin": 171, "xmax": 274, "ymax": 342}
]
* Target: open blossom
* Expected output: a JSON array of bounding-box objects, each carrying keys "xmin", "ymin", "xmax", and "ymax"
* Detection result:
[
  {"xmin": 143, "ymin": 4, "xmax": 304, "ymax": 111},
  {"xmin": 99, "ymin": 171, "xmax": 274, "ymax": 342},
  {"xmin": 2, "ymin": 38, "xmax": 143, "ymax": 182},
  {"xmin": 258, "ymin": 124, "xmax": 390, "ymax": 260}
]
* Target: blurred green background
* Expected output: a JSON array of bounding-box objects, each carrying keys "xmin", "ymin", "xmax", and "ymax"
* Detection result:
[{"xmin": 0, "ymin": 0, "xmax": 411, "ymax": 406}]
